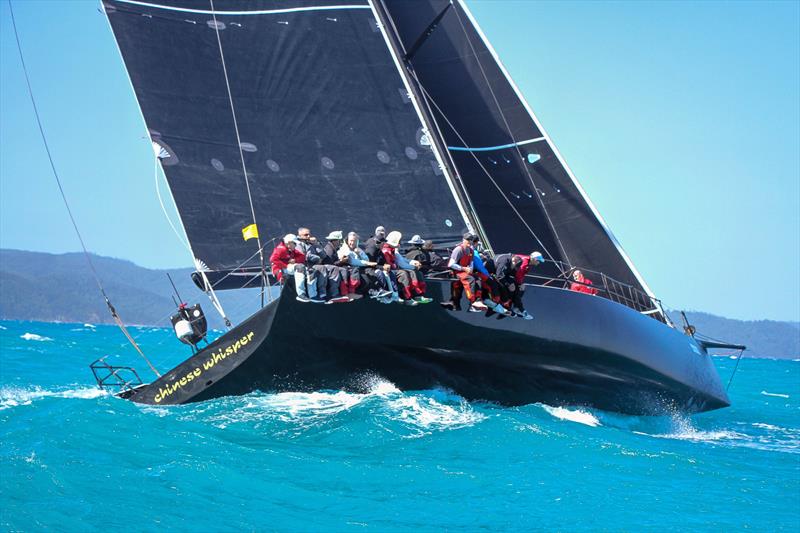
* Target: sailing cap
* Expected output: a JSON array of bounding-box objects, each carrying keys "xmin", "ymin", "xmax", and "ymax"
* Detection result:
[
  {"xmin": 283, "ymin": 233, "xmax": 298, "ymax": 244},
  {"xmin": 407, "ymin": 234, "xmax": 425, "ymax": 245},
  {"xmin": 386, "ymin": 231, "xmax": 402, "ymax": 247},
  {"xmin": 463, "ymin": 232, "xmax": 478, "ymax": 242},
  {"xmin": 530, "ymin": 251, "xmax": 544, "ymax": 263},
  {"xmin": 325, "ymin": 230, "xmax": 343, "ymax": 241},
  {"xmin": 375, "ymin": 226, "xmax": 386, "ymax": 236}
]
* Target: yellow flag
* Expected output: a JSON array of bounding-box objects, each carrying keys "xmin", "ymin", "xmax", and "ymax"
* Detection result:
[{"xmin": 242, "ymin": 223, "xmax": 259, "ymax": 241}]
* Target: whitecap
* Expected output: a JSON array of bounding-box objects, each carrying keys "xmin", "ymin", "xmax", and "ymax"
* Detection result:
[
  {"xmin": 20, "ymin": 333, "xmax": 53, "ymax": 342},
  {"xmin": 83, "ymin": 323, "xmax": 96, "ymax": 328},
  {"xmin": 0, "ymin": 325, "xmax": 7, "ymax": 330},
  {"xmin": 752, "ymin": 423, "xmax": 782, "ymax": 430},
  {"xmin": 761, "ymin": 390, "xmax": 790, "ymax": 398},
  {"xmin": 387, "ymin": 394, "xmax": 485, "ymax": 435},
  {"xmin": 0, "ymin": 386, "xmax": 106, "ymax": 410},
  {"xmin": 542, "ymin": 405, "xmax": 601, "ymax": 427}
]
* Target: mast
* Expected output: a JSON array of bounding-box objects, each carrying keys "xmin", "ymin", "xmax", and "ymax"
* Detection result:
[{"xmin": 369, "ymin": 0, "xmax": 490, "ymax": 249}]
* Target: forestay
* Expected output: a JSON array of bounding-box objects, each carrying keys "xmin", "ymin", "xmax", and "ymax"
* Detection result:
[{"xmin": 103, "ymin": 0, "xmax": 469, "ymax": 272}]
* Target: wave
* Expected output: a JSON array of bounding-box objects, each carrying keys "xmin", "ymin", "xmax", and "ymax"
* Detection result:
[
  {"xmin": 190, "ymin": 377, "xmax": 485, "ymax": 437},
  {"xmin": 20, "ymin": 333, "xmax": 53, "ymax": 342},
  {"xmin": 0, "ymin": 386, "xmax": 107, "ymax": 410},
  {"xmin": 761, "ymin": 390, "xmax": 790, "ymax": 398},
  {"xmin": 541, "ymin": 405, "xmax": 601, "ymax": 427}
]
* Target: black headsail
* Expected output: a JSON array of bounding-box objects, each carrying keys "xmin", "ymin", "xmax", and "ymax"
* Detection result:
[
  {"xmin": 103, "ymin": 0, "xmax": 473, "ymax": 275},
  {"xmin": 379, "ymin": 0, "xmax": 657, "ymax": 299}
]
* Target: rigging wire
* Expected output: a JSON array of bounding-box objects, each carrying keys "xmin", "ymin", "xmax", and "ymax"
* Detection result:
[
  {"xmin": 449, "ymin": 4, "xmax": 572, "ymax": 266},
  {"xmin": 416, "ymin": 84, "xmax": 563, "ymax": 270},
  {"xmin": 208, "ymin": 0, "xmax": 270, "ymax": 304},
  {"xmin": 153, "ymin": 156, "xmax": 192, "ymax": 252},
  {"xmin": 128, "ymin": 236, "xmax": 280, "ymax": 342},
  {"xmin": 7, "ymin": 0, "xmax": 160, "ymax": 377}
]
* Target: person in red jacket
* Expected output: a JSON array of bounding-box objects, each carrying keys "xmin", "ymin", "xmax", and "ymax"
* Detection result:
[
  {"xmin": 270, "ymin": 234, "xmax": 318, "ymax": 302},
  {"xmin": 570, "ymin": 269, "xmax": 598, "ymax": 295}
]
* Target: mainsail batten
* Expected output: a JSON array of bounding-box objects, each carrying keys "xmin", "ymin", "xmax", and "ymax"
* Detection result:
[{"xmin": 104, "ymin": 0, "xmax": 469, "ymax": 272}]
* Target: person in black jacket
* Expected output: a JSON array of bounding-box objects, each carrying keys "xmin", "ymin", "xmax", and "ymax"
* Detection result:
[
  {"xmin": 363, "ymin": 225, "xmax": 386, "ymax": 263},
  {"xmin": 494, "ymin": 253, "xmax": 533, "ymax": 319},
  {"xmin": 404, "ymin": 235, "xmax": 447, "ymax": 274},
  {"xmin": 319, "ymin": 230, "xmax": 350, "ymax": 303}
]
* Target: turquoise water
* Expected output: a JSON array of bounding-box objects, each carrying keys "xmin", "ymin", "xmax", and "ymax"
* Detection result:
[{"xmin": 1, "ymin": 320, "xmax": 798, "ymax": 531}]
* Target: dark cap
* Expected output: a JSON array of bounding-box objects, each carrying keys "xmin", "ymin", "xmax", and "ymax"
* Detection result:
[{"xmin": 462, "ymin": 232, "xmax": 478, "ymax": 242}]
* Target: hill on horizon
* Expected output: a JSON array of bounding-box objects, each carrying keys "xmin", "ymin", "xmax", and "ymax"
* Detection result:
[{"xmin": 1, "ymin": 248, "xmax": 797, "ymax": 359}]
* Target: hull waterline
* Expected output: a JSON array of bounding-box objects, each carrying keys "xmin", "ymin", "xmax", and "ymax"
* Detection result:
[{"xmin": 121, "ymin": 282, "xmax": 730, "ymax": 415}]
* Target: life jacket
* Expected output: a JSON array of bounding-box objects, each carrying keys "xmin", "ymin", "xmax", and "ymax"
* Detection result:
[
  {"xmin": 381, "ymin": 243, "xmax": 397, "ymax": 269},
  {"xmin": 457, "ymin": 244, "xmax": 474, "ymax": 268}
]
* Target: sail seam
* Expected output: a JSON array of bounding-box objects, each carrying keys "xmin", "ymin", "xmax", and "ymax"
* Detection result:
[
  {"xmin": 447, "ymin": 137, "xmax": 545, "ymax": 152},
  {"xmin": 110, "ymin": 0, "xmax": 370, "ymax": 16},
  {"xmin": 457, "ymin": 0, "xmax": 659, "ymax": 303}
]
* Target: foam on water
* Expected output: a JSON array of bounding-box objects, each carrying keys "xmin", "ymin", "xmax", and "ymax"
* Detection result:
[
  {"xmin": 761, "ymin": 390, "xmax": 790, "ymax": 398},
  {"xmin": 1, "ymin": 320, "xmax": 798, "ymax": 530},
  {"xmin": 541, "ymin": 405, "xmax": 602, "ymax": 427},
  {"xmin": 0, "ymin": 385, "xmax": 107, "ymax": 410},
  {"xmin": 19, "ymin": 332, "xmax": 53, "ymax": 342}
]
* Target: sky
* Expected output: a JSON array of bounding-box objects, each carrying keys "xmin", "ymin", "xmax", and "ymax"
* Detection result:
[{"xmin": 1, "ymin": 0, "xmax": 798, "ymax": 322}]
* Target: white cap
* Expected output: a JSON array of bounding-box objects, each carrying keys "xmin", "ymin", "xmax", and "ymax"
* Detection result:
[
  {"xmin": 283, "ymin": 233, "xmax": 298, "ymax": 244},
  {"xmin": 407, "ymin": 234, "xmax": 424, "ymax": 245},
  {"xmin": 530, "ymin": 251, "xmax": 544, "ymax": 263},
  {"xmin": 386, "ymin": 231, "xmax": 402, "ymax": 247},
  {"xmin": 325, "ymin": 230, "xmax": 343, "ymax": 241}
]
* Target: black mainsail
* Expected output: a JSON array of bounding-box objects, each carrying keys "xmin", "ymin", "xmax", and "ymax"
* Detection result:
[{"xmin": 104, "ymin": 0, "xmax": 473, "ymax": 274}]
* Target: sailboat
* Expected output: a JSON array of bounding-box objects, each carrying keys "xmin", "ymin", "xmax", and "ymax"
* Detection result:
[{"xmin": 87, "ymin": 0, "xmax": 740, "ymax": 414}]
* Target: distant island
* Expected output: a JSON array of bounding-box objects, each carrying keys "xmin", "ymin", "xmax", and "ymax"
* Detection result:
[{"xmin": 1, "ymin": 249, "xmax": 797, "ymax": 359}]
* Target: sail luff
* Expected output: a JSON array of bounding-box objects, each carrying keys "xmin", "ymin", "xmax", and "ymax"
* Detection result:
[
  {"xmin": 102, "ymin": 1, "xmax": 200, "ymax": 268},
  {"xmin": 368, "ymin": 0, "xmax": 477, "ymax": 243},
  {"xmin": 456, "ymin": 0, "xmax": 658, "ymax": 300}
]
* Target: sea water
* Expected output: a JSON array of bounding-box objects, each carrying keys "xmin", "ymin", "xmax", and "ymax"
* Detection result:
[{"xmin": 1, "ymin": 320, "xmax": 798, "ymax": 531}]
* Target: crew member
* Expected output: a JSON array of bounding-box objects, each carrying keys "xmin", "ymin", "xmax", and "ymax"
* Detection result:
[
  {"xmin": 338, "ymin": 231, "xmax": 383, "ymax": 299},
  {"xmin": 443, "ymin": 233, "xmax": 487, "ymax": 313},
  {"xmin": 269, "ymin": 234, "xmax": 316, "ymax": 302},
  {"xmin": 363, "ymin": 225, "xmax": 387, "ymax": 263},
  {"xmin": 295, "ymin": 227, "xmax": 330, "ymax": 302},
  {"xmin": 382, "ymin": 231, "xmax": 432, "ymax": 305},
  {"xmin": 570, "ymin": 269, "xmax": 598, "ymax": 295},
  {"xmin": 319, "ymin": 230, "xmax": 350, "ymax": 303},
  {"xmin": 405, "ymin": 235, "xmax": 447, "ymax": 274}
]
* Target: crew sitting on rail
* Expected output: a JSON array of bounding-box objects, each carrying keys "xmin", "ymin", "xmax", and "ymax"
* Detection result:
[
  {"xmin": 405, "ymin": 235, "xmax": 447, "ymax": 274},
  {"xmin": 318, "ymin": 230, "xmax": 351, "ymax": 303},
  {"xmin": 270, "ymin": 234, "xmax": 319, "ymax": 303},
  {"xmin": 471, "ymin": 245, "xmax": 512, "ymax": 317},
  {"xmin": 363, "ymin": 225, "xmax": 387, "ymax": 263},
  {"xmin": 381, "ymin": 231, "xmax": 433, "ymax": 305},
  {"xmin": 494, "ymin": 252, "xmax": 542, "ymax": 320},
  {"xmin": 442, "ymin": 233, "xmax": 487, "ymax": 313},
  {"xmin": 570, "ymin": 269, "xmax": 598, "ymax": 295},
  {"xmin": 338, "ymin": 231, "xmax": 383, "ymax": 299},
  {"xmin": 294, "ymin": 227, "xmax": 328, "ymax": 302}
]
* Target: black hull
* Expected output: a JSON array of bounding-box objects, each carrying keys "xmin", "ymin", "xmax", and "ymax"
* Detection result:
[{"xmin": 122, "ymin": 282, "xmax": 730, "ymax": 415}]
